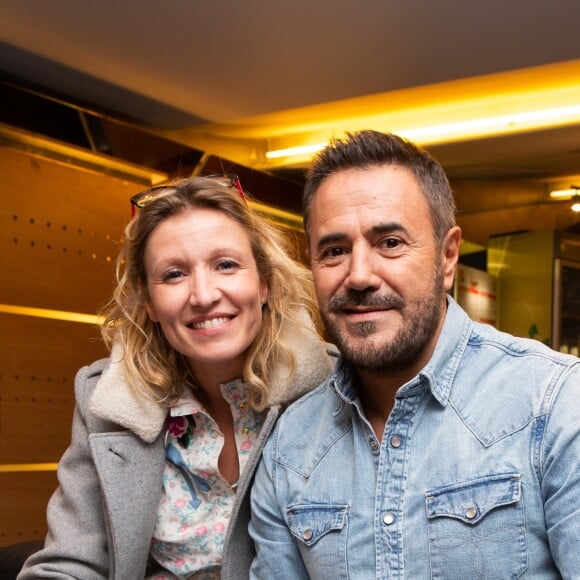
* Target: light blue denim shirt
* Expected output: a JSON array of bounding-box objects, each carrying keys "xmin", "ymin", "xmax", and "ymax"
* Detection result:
[{"xmin": 249, "ymin": 297, "xmax": 580, "ymax": 579}]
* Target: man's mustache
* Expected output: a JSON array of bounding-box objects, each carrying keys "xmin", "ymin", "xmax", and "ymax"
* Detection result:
[{"xmin": 328, "ymin": 291, "xmax": 405, "ymax": 311}]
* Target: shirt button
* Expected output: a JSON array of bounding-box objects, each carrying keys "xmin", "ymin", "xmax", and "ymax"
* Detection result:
[
  {"xmin": 369, "ymin": 438, "xmax": 379, "ymax": 451},
  {"xmin": 383, "ymin": 512, "xmax": 395, "ymax": 525},
  {"xmin": 465, "ymin": 507, "xmax": 477, "ymax": 520},
  {"xmin": 239, "ymin": 401, "xmax": 248, "ymax": 410},
  {"xmin": 303, "ymin": 529, "xmax": 313, "ymax": 540},
  {"xmin": 390, "ymin": 435, "xmax": 402, "ymax": 448},
  {"xmin": 241, "ymin": 427, "xmax": 250, "ymax": 436}
]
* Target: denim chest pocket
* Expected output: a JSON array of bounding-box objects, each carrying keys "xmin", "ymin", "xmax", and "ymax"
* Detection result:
[
  {"xmin": 287, "ymin": 504, "xmax": 349, "ymax": 579},
  {"xmin": 425, "ymin": 473, "xmax": 527, "ymax": 579}
]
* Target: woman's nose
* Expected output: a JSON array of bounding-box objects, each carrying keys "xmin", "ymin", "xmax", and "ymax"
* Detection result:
[{"xmin": 189, "ymin": 272, "xmax": 221, "ymax": 307}]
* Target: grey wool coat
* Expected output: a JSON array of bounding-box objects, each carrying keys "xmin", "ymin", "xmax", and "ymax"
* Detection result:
[{"xmin": 18, "ymin": 319, "xmax": 334, "ymax": 580}]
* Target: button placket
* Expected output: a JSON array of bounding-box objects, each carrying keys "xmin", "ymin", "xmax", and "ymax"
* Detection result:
[{"xmin": 375, "ymin": 391, "xmax": 424, "ymax": 574}]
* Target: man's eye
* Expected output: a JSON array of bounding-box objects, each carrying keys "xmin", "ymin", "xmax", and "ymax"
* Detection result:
[
  {"xmin": 320, "ymin": 247, "xmax": 347, "ymax": 260},
  {"xmin": 381, "ymin": 238, "xmax": 401, "ymax": 249}
]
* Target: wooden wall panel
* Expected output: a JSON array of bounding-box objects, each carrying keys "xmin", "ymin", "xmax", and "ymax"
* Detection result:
[
  {"xmin": 0, "ymin": 313, "xmax": 106, "ymax": 463},
  {"xmin": 0, "ymin": 146, "xmax": 146, "ymax": 547},
  {"xmin": 0, "ymin": 146, "xmax": 140, "ymax": 313},
  {"xmin": 0, "ymin": 472, "xmax": 56, "ymax": 546}
]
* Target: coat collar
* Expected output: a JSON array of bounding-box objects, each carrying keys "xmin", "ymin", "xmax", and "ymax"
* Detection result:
[{"xmin": 89, "ymin": 309, "xmax": 334, "ymax": 443}]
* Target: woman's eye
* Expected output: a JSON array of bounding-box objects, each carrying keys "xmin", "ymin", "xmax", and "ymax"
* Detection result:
[
  {"xmin": 161, "ymin": 269, "xmax": 185, "ymax": 282},
  {"xmin": 217, "ymin": 259, "xmax": 239, "ymax": 271}
]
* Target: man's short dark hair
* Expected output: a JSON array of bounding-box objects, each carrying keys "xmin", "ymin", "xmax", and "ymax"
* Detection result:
[{"xmin": 303, "ymin": 130, "xmax": 456, "ymax": 245}]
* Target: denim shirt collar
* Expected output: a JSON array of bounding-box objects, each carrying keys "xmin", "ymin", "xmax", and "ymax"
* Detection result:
[
  {"xmin": 332, "ymin": 296, "xmax": 472, "ymax": 408},
  {"xmin": 419, "ymin": 296, "xmax": 472, "ymax": 406}
]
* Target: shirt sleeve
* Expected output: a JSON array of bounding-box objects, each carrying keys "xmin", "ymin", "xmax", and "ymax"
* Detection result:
[
  {"xmin": 541, "ymin": 362, "xmax": 580, "ymax": 577},
  {"xmin": 249, "ymin": 431, "xmax": 310, "ymax": 580}
]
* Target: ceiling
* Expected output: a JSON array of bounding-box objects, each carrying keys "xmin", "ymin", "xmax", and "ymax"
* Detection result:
[{"xmin": 0, "ymin": 0, "xmax": 580, "ymax": 243}]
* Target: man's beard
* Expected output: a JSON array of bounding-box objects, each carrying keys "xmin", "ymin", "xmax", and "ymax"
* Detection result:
[{"xmin": 320, "ymin": 268, "xmax": 445, "ymax": 375}]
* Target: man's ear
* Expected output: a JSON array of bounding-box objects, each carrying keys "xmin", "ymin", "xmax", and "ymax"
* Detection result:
[{"xmin": 442, "ymin": 226, "xmax": 462, "ymax": 292}]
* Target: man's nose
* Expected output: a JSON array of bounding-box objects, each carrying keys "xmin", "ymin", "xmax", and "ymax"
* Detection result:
[{"xmin": 345, "ymin": 246, "xmax": 381, "ymax": 292}]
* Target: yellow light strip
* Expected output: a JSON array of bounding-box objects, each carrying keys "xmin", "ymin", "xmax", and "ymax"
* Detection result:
[
  {"xmin": 400, "ymin": 104, "xmax": 580, "ymax": 144},
  {"xmin": 0, "ymin": 122, "xmax": 167, "ymax": 185},
  {"xmin": 550, "ymin": 188, "xmax": 580, "ymax": 199},
  {"xmin": 266, "ymin": 143, "xmax": 326, "ymax": 160},
  {"xmin": 249, "ymin": 200, "xmax": 303, "ymax": 230},
  {"xmin": 0, "ymin": 304, "xmax": 103, "ymax": 325},
  {"xmin": 0, "ymin": 463, "xmax": 58, "ymax": 473},
  {"xmin": 266, "ymin": 104, "xmax": 580, "ymax": 160}
]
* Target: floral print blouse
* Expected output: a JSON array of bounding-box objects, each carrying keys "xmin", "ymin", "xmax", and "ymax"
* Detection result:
[{"xmin": 149, "ymin": 380, "xmax": 264, "ymax": 578}]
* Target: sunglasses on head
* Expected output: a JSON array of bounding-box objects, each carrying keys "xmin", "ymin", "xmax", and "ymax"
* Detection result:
[{"xmin": 130, "ymin": 173, "xmax": 246, "ymax": 217}]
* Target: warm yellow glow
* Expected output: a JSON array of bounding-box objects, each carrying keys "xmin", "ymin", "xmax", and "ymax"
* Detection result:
[
  {"xmin": 267, "ymin": 104, "xmax": 580, "ymax": 160},
  {"xmin": 572, "ymin": 197, "xmax": 580, "ymax": 213},
  {"xmin": 158, "ymin": 59, "xmax": 580, "ymax": 170},
  {"xmin": 550, "ymin": 188, "xmax": 580, "ymax": 200},
  {"xmin": 0, "ymin": 463, "xmax": 58, "ymax": 472},
  {"xmin": 0, "ymin": 304, "xmax": 103, "ymax": 325},
  {"xmin": 400, "ymin": 105, "xmax": 580, "ymax": 144},
  {"xmin": 266, "ymin": 143, "xmax": 326, "ymax": 160},
  {"xmin": 249, "ymin": 200, "xmax": 303, "ymax": 230},
  {"xmin": 0, "ymin": 123, "xmax": 167, "ymax": 185}
]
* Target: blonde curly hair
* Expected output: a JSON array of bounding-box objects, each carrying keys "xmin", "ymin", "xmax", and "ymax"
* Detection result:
[{"xmin": 100, "ymin": 175, "xmax": 318, "ymax": 411}]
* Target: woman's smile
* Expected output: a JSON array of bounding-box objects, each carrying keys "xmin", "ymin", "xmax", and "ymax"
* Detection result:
[{"xmin": 145, "ymin": 208, "xmax": 268, "ymax": 380}]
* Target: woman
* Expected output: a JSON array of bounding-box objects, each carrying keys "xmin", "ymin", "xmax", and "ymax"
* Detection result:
[{"xmin": 18, "ymin": 175, "xmax": 333, "ymax": 579}]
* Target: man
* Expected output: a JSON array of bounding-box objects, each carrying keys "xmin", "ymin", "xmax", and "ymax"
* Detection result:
[{"xmin": 249, "ymin": 130, "xmax": 580, "ymax": 578}]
